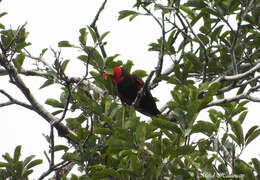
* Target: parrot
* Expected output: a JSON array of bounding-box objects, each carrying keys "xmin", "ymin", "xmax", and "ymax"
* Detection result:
[{"xmin": 103, "ymin": 66, "xmax": 161, "ymax": 117}]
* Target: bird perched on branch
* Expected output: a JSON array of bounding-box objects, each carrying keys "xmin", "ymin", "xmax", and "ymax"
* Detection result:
[{"xmin": 103, "ymin": 66, "xmax": 161, "ymax": 117}]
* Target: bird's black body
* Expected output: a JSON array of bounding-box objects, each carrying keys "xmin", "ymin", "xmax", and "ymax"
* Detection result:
[{"xmin": 114, "ymin": 67, "xmax": 161, "ymax": 117}]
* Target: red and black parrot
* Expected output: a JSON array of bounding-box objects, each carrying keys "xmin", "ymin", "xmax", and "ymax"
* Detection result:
[{"xmin": 103, "ymin": 66, "xmax": 161, "ymax": 117}]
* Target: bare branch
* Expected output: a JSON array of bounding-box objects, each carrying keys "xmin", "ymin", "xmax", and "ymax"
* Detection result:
[
  {"xmin": 38, "ymin": 160, "xmax": 72, "ymax": 180},
  {"xmin": 0, "ymin": 67, "xmax": 105, "ymax": 97},
  {"xmin": 0, "ymin": 89, "xmax": 34, "ymax": 110},
  {"xmin": 24, "ymin": 49, "xmax": 55, "ymax": 72},
  {"xmin": 205, "ymin": 91, "xmax": 260, "ymax": 108},
  {"xmin": 205, "ymin": 94, "xmax": 247, "ymax": 108},
  {"xmin": 215, "ymin": 62, "xmax": 260, "ymax": 82},
  {"xmin": 44, "ymin": 150, "xmax": 51, "ymax": 164},
  {"xmin": 142, "ymin": 6, "xmax": 162, "ymax": 28},
  {"xmin": 50, "ymin": 125, "xmax": 55, "ymax": 167},
  {"xmin": 155, "ymin": 11, "xmax": 165, "ymax": 78},
  {"xmin": 90, "ymin": 0, "xmax": 108, "ymax": 59},
  {"xmin": 133, "ymin": 70, "xmax": 155, "ymax": 108},
  {"xmin": 0, "ymin": 54, "xmax": 77, "ymax": 141}
]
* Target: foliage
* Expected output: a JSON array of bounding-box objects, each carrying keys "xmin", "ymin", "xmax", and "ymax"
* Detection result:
[
  {"xmin": 0, "ymin": 146, "xmax": 42, "ymax": 180},
  {"xmin": 1, "ymin": 0, "xmax": 260, "ymax": 179}
]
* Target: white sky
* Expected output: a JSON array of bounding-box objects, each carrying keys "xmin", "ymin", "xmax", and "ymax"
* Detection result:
[{"xmin": 0, "ymin": 0, "xmax": 260, "ymax": 179}]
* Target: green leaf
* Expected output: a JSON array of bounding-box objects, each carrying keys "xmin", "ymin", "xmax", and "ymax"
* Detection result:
[
  {"xmin": 58, "ymin": 40, "xmax": 73, "ymax": 47},
  {"xmin": 191, "ymin": 121, "xmax": 216, "ymax": 136},
  {"xmin": 94, "ymin": 128, "xmax": 112, "ymax": 135},
  {"xmin": 39, "ymin": 79, "xmax": 54, "ymax": 89},
  {"xmin": 61, "ymin": 59, "xmax": 70, "ymax": 72},
  {"xmin": 129, "ymin": 14, "xmax": 138, "ymax": 21},
  {"xmin": 122, "ymin": 60, "xmax": 134, "ymax": 72},
  {"xmin": 79, "ymin": 28, "xmax": 87, "ymax": 45},
  {"xmin": 22, "ymin": 169, "xmax": 34, "ymax": 177},
  {"xmin": 2, "ymin": 153, "xmax": 12, "ymax": 162},
  {"xmin": 135, "ymin": 122, "xmax": 146, "ymax": 145},
  {"xmin": 40, "ymin": 48, "xmax": 48, "ymax": 57},
  {"xmin": 23, "ymin": 155, "xmax": 35, "ymax": 166},
  {"xmin": 104, "ymin": 68, "xmax": 114, "ymax": 75},
  {"xmin": 132, "ymin": 70, "xmax": 147, "ymax": 78},
  {"xmin": 246, "ymin": 129, "xmax": 260, "ymax": 146},
  {"xmin": 62, "ymin": 152, "xmax": 82, "ymax": 163},
  {"xmin": 91, "ymin": 167, "xmax": 121, "ymax": 178},
  {"xmin": 0, "ymin": 23, "xmax": 5, "ymax": 29},
  {"xmin": 230, "ymin": 120, "xmax": 244, "ymax": 146},
  {"xmin": 151, "ymin": 117, "xmax": 182, "ymax": 134},
  {"xmin": 197, "ymin": 33, "xmax": 209, "ymax": 45},
  {"xmin": 118, "ymin": 10, "xmax": 139, "ymax": 21},
  {"xmin": 180, "ymin": 6, "xmax": 196, "ymax": 18},
  {"xmin": 172, "ymin": 145, "xmax": 196, "ymax": 157},
  {"xmin": 0, "ymin": 12, "xmax": 8, "ymax": 18},
  {"xmin": 87, "ymin": 26, "xmax": 97, "ymax": 43},
  {"xmin": 252, "ymin": 158, "xmax": 260, "ymax": 174},
  {"xmin": 83, "ymin": 46, "xmax": 104, "ymax": 69},
  {"xmin": 184, "ymin": 52, "xmax": 202, "ymax": 70},
  {"xmin": 218, "ymin": 163, "xmax": 229, "ymax": 173},
  {"xmin": 52, "ymin": 110, "xmax": 63, "ymax": 115},
  {"xmin": 13, "ymin": 145, "xmax": 22, "ymax": 162},
  {"xmin": 53, "ymin": 145, "xmax": 69, "ymax": 152},
  {"xmin": 13, "ymin": 53, "xmax": 25, "ymax": 72},
  {"xmin": 99, "ymin": 31, "xmax": 110, "ymax": 42},
  {"xmin": 208, "ymin": 82, "xmax": 221, "ymax": 95},
  {"xmin": 45, "ymin": 98, "xmax": 64, "ymax": 108},
  {"xmin": 212, "ymin": 25, "xmax": 224, "ymax": 42},
  {"xmin": 184, "ymin": 0, "xmax": 207, "ymax": 9},
  {"xmin": 26, "ymin": 159, "xmax": 43, "ymax": 169},
  {"xmin": 234, "ymin": 159, "xmax": 254, "ymax": 179},
  {"xmin": 77, "ymin": 55, "xmax": 88, "ymax": 62},
  {"xmin": 237, "ymin": 111, "xmax": 247, "ymax": 124},
  {"xmin": 245, "ymin": 125, "xmax": 258, "ymax": 141},
  {"xmin": 0, "ymin": 162, "xmax": 8, "ymax": 167},
  {"xmin": 105, "ymin": 54, "xmax": 120, "ymax": 66}
]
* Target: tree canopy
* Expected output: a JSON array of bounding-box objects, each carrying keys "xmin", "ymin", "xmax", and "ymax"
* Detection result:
[{"xmin": 1, "ymin": 0, "xmax": 260, "ymax": 179}]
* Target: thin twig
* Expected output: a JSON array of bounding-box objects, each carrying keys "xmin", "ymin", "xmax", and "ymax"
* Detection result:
[
  {"xmin": 142, "ymin": 6, "xmax": 162, "ymax": 28},
  {"xmin": 156, "ymin": 11, "xmax": 166, "ymax": 78},
  {"xmin": 133, "ymin": 70, "xmax": 155, "ymax": 107},
  {"xmin": 24, "ymin": 49, "xmax": 55, "ymax": 72},
  {"xmin": 43, "ymin": 150, "xmax": 51, "ymax": 164},
  {"xmin": 90, "ymin": 0, "xmax": 108, "ymax": 59},
  {"xmin": 37, "ymin": 160, "xmax": 70, "ymax": 180},
  {"xmin": 0, "ymin": 89, "xmax": 34, "ymax": 110},
  {"xmin": 214, "ymin": 62, "xmax": 260, "ymax": 82},
  {"xmin": 50, "ymin": 125, "xmax": 55, "ymax": 167},
  {"xmin": 83, "ymin": 115, "xmax": 94, "ymax": 148}
]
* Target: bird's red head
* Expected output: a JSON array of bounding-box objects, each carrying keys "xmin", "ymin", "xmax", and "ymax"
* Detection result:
[{"xmin": 103, "ymin": 66, "xmax": 124, "ymax": 84}]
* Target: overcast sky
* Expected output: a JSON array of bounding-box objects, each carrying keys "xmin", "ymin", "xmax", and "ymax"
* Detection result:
[{"xmin": 1, "ymin": 0, "xmax": 260, "ymax": 179}]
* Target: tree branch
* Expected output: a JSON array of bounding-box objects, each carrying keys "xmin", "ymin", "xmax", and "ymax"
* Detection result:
[
  {"xmin": 155, "ymin": 11, "xmax": 165, "ymax": 78},
  {"xmin": 205, "ymin": 87, "xmax": 260, "ymax": 108},
  {"xmin": 0, "ymin": 89, "xmax": 34, "ymax": 110},
  {"xmin": 215, "ymin": 62, "xmax": 260, "ymax": 82},
  {"xmin": 90, "ymin": 0, "xmax": 108, "ymax": 59},
  {"xmin": 133, "ymin": 70, "xmax": 155, "ymax": 108},
  {"xmin": 0, "ymin": 54, "xmax": 77, "ymax": 141}
]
